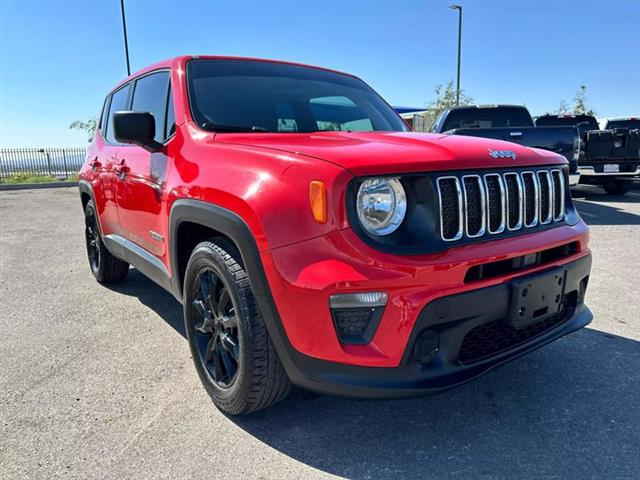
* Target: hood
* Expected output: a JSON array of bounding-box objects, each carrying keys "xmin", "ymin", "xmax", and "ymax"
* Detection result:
[{"xmin": 213, "ymin": 131, "xmax": 565, "ymax": 176}]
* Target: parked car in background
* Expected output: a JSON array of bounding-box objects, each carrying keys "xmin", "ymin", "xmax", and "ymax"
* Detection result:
[
  {"xmin": 431, "ymin": 105, "xmax": 581, "ymax": 184},
  {"xmin": 79, "ymin": 56, "xmax": 593, "ymax": 414},
  {"xmin": 536, "ymin": 114, "xmax": 640, "ymax": 195}
]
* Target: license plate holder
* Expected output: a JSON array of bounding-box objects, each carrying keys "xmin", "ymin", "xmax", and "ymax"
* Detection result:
[
  {"xmin": 507, "ymin": 268, "xmax": 566, "ymax": 330},
  {"xmin": 604, "ymin": 164, "xmax": 619, "ymax": 173}
]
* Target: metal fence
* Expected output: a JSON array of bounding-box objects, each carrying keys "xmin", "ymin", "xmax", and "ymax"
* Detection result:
[{"xmin": 0, "ymin": 147, "xmax": 87, "ymax": 180}]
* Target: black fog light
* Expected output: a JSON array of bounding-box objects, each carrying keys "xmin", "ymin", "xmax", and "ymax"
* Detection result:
[
  {"xmin": 414, "ymin": 330, "xmax": 440, "ymax": 364},
  {"xmin": 329, "ymin": 292, "xmax": 388, "ymax": 344}
]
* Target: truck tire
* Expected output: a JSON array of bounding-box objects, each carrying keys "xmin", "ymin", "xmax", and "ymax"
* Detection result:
[
  {"xmin": 603, "ymin": 179, "xmax": 631, "ymax": 195},
  {"xmin": 183, "ymin": 240, "xmax": 291, "ymax": 414},
  {"xmin": 84, "ymin": 200, "xmax": 129, "ymax": 283}
]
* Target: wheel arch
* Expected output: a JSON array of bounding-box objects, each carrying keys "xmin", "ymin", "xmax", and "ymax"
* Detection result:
[
  {"xmin": 168, "ymin": 199, "xmax": 269, "ymax": 303},
  {"xmin": 78, "ymin": 180, "xmax": 95, "ymax": 211}
]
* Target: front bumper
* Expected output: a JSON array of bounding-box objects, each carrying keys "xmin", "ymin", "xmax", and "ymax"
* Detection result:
[{"xmin": 265, "ymin": 254, "xmax": 591, "ymax": 398}]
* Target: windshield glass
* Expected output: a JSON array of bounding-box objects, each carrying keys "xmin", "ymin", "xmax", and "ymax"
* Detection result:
[
  {"xmin": 440, "ymin": 107, "xmax": 533, "ymax": 131},
  {"xmin": 186, "ymin": 59, "xmax": 408, "ymax": 133},
  {"xmin": 606, "ymin": 119, "xmax": 640, "ymax": 130},
  {"xmin": 535, "ymin": 115, "xmax": 599, "ymax": 135}
]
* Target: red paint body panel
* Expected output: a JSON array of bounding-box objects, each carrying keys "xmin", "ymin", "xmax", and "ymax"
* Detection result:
[{"xmin": 79, "ymin": 56, "xmax": 590, "ymax": 371}]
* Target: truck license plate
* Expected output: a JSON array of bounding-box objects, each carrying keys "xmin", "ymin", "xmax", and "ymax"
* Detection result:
[{"xmin": 604, "ymin": 164, "xmax": 619, "ymax": 173}]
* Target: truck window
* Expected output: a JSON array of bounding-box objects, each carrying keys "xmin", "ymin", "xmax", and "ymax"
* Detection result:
[
  {"xmin": 605, "ymin": 119, "xmax": 640, "ymax": 130},
  {"xmin": 105, "ymin": 84, "xmax": 131, "ymax": 144},
  {"xmin": 131, "ymin": 71, "xmax": 171, "ymax": 142},
  {"xmin": 441, "ymin": 107, "xmax": 533, "ymax": 131},
  {"xmin": 535, "ymin": 115, "xmax": 599, "ymax": 135},
  {"xmin": 186, "ymin": 59, "xmax": 407, "ymax": 133}
]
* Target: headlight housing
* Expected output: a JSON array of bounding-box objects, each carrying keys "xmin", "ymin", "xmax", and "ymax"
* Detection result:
[{"xmin": 356, "ymin": 177, "xmax": 407, "ymax": 235}]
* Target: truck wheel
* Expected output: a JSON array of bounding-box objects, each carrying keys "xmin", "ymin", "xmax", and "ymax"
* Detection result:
[
  {"xmin": 84, "ymin": 200, "xmax": 129, "ymax": 283},
  {"xmin": 183, "ymin": 240, "xmax": 291, "ymax": 414},
  {"xmin": 603, "ymin": 179, "xmax": 631, "ymax": 195}
]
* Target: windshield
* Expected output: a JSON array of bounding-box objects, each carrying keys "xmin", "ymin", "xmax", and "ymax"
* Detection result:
[
  {"xmin": 606, "ymin": 119, "xmax": 640, "ymax": 130},
  {"xmin": 440, "ymin": 107, "xmax": 534, "ymax": 131},
  {"xmin": 535, "ymin": 115, "xmax": 599, "ymax": 135},
  {"xmin": 186, "ymin": 59, "xmax": 408, "ymax": 133}
]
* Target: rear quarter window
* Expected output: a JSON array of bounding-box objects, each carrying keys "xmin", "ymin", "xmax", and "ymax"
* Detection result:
[{"xmin": 105, "ymin": 84, "xmax": 131, "ymax": 144}]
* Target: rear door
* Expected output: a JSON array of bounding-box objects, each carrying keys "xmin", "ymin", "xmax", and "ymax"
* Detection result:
[
  {"xmin": 96, "ymin": 83, "xmax": 132, "ymax": 236},
  {"xmin": 114, "ymin": 70, "xmax": 173, "ymax": 257}
]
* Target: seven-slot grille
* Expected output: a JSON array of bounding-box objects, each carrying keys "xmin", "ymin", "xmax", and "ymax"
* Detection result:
[{"xmin": 437, "ymin": 169, "xmax": 565, "ymax": 242}]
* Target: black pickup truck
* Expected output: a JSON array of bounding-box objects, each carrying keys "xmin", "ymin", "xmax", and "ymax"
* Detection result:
[
  {"xmin": 603, "ymin": 117, "xmax": 640, "ymax": 131},
  {"xmin": 431, "ymin": 105, "xmax": 581, "ymax": 184},
  {"xmin": 536, "ymin": 114, "xmax": 640, "ymax": 195}
]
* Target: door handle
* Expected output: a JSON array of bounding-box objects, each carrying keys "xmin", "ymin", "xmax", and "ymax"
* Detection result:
[
  {"xmin": 115, "ymin": 159, "xmax": 130, "ymax": 179},
  {"xmin": 89, "ymin": 157, "xmax": 102, "ymax": 170}
]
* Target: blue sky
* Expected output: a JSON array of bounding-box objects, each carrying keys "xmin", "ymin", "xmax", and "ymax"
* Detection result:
[{"xmin": 1, "ymin": 0, "xmax": 639, "ymax": 147}]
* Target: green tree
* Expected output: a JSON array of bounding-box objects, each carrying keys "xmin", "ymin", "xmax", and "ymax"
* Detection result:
[
  {"xmin": 416, "ymin": 81, "xmax": 474, "ymax": 131},
  {"xmin": 573, "ymin": 85, "xmax": 596, "ymax": 116},
  {"xmin": 551, "ymin": 99, "xmax": 571, "ymax": 115},
  {"xmin": 69, "ymin": 117, "xmax": 98, "ymax": 142}
]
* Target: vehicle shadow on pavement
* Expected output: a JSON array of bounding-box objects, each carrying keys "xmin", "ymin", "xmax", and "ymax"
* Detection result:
[
  {"xmin": 232, "ymin": 328, "xmax": 640, "ymax": 479},
  {"xmin": 106, "ymin": 269, "xmax": 186, "ymax": 338},
  {"xmin": 573, "ymin": 198, "xmax": 640, "ymax": 226},
  {"xmin": 571, "ymin": 184, "xmax": 640, "ymax": 226}
]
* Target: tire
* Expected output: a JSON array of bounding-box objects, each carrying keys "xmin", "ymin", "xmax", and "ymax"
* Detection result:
[
  {"xmin": 183, "ymin": 240, "xmax": 291, "ymax": 414},
  {"xmin": 84, "ymin": 200, "xmax": 129, "ymax": 283},
  {"xmin": 603, "ymin": 179, "xmax": 631, "ymax": 195}
]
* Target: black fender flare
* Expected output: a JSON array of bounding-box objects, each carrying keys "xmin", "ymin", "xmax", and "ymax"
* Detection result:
[
  {"xmin": 168, "ymin": 199, "xmax": 272, "ymax": 301},
  {"xmin": 78, "ymin": 180, "xmax": 96, "ymax": 210},
  {"xmin": 168, "ymin": 199, "xmax": 314, "ymax": 386}
]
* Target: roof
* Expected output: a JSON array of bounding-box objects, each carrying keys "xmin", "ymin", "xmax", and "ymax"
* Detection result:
[{"xmin": 108, "ymin": 55, "xmax": 357, "ymax": 94}]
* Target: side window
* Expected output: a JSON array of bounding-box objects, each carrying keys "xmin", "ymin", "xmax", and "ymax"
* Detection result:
[
  {"xmin": 105, "ymin": 84, "xmax": 131, "ymax": 143},
  {"xmin": 98, "ymin": 96, "xmax": 110, "ymax": 135},
  {"xmin": 131, "ymin": 71, "xmax": 170, "ymax": 142},
  {"xmin": 165, "ymin": 89, "xmax": 175, "ymax": 139}
]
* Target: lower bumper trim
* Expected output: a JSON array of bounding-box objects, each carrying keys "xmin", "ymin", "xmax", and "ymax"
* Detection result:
[{"xmin": 277, "ymin": 255, "xmax": 592, "ymax": 399}]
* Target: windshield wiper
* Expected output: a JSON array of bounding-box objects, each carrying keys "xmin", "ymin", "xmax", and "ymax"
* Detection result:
[{"xmin": 201, "ymin": 122, "xmax": 270, "ymax": 133}]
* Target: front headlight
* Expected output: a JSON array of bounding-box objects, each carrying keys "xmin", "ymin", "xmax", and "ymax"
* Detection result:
[{"xmin": 356, "ymin": 177, "xmax": 407, "ymax": 235}]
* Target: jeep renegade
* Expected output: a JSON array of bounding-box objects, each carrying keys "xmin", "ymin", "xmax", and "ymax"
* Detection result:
[{"xmin": 79, "ymin": 56, "xmax": 592, "ymax": 414}]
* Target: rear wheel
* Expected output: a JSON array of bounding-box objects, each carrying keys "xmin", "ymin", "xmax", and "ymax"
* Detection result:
[
  {"xmin": 183, "ymin": 240, "xmax": 291, "ymax": 414},
  {"xmin": 84, "ymin": 200, "xmax": 129, "ymax": 283},
  {"xmin": 603, "ymin": 179, "xmax": 631, "ymax": 195}
]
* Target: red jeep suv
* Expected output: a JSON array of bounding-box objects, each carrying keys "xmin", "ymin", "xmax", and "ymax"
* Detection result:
[{"xmin": 79, "ymin": 56, "xmax": 592, "ymax": 414}]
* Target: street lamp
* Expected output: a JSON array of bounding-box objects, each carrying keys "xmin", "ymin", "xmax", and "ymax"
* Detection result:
[{"xmin": 449, "ymin": 4, "xmax": 462, "ymax": 106}]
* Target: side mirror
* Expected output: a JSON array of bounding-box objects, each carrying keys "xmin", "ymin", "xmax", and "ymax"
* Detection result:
[{"xmin": 113, "ymin": 111, "xmax": 162, "ymax": 152}]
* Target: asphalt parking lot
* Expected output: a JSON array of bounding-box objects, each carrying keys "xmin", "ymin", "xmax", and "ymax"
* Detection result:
[{"xmin": 1, "ymin": 185, "xmax": 639, "ymax": 480}]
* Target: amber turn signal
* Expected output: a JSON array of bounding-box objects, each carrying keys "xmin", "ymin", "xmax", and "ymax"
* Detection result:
[{"xmin": 309, "ymin": 180, "xmax": 327, "ymax": 224}]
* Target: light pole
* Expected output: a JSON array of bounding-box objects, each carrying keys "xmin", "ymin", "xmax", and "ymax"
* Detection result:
[
  {"xmin": 120, "ymin": 0, "xmax": 131, "ymax": 76},
  {"xmin": 449, "ymin": 4, "xmax": 462, "ymax": 106}
]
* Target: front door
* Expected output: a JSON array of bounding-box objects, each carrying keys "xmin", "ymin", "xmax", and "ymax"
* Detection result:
[{"xmin": 115, "ymin": 70, "xmax": 173, "ymax": 258}]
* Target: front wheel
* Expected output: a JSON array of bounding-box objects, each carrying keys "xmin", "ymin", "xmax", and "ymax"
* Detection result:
[
  {"xmin": 603, "ymin": 179, "xmax": 631, "ymax": 196},
  {"xmin": 183, "ymin": 240, "xmax": 291, "ymax": 415}
]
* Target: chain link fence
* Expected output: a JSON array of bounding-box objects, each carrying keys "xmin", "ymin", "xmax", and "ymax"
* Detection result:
[{"xmin": 0, "ymin": 148, "xmax": 87, "ymax": 180}]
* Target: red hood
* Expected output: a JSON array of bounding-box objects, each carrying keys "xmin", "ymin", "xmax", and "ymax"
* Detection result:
[{"xmin": 213, "ymin": 131, "xmax": 565, "ymax": 176}]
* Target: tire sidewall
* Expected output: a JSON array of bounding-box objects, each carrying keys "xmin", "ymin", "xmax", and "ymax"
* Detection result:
[
  {"xmin": 84, "ymin": 201, "xmax": 103, "ymax": 278},
  {"xmin": 183, "ymin": 243, "xmax": 253, "ymax": 405}
]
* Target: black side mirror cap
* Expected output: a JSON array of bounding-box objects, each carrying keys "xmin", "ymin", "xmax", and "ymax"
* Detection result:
[{"xmin": 113, "ymin": 111, "xmax": 162, "ymax": 152}]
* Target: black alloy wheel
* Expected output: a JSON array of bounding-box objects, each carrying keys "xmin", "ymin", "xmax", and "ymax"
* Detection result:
[{"xmin": 192, "ymin": 268, "xmax": 241, "ymax": 388}]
